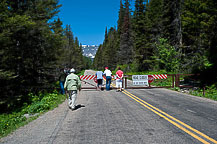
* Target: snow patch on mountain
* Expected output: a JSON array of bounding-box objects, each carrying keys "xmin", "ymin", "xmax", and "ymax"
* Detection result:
[{"xmin": 82, "ymin": 45, "xmax": 99, "ymax": 59}]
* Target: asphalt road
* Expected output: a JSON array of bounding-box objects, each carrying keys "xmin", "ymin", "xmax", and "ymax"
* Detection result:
[{"xmin": 1, "ymin": 70, "xmax": 217, "ymax": 144}]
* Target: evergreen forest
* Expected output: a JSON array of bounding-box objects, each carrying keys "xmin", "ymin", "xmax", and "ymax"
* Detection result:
[
  {"xmin": 0, "ymin": 0, "xmax": 91, "ymax": 112},
  {"xmin": 93, "ymin": 0, "xmax": 217, "ymax": 85},
  {"xmin": 1, "ymin": 0, "xmax": 217, "ymax": 113}
]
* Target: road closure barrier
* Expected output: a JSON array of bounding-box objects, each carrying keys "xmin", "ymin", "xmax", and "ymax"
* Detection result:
[{"xmin": 152, "ymin": 74, "xmax": 167, "ymax": 79}]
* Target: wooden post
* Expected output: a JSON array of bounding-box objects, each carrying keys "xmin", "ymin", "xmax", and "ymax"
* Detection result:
[
  {"xmin": 125, "ymin": 77, "xmax": 127, "ymax": 89},
  {"xmin": 175, "ymin": 74, "xmax": 180, "ymax": 87},
  {"xmin": 203, "ymin": 86, "xmax": 205, "ymax": 96},
  {"xmin": 172, "ymin": 74, "xmax": 175, "ymax": 88},
  {"xmin": 122, "ymin": 77, "xmax": 124, "ymax": 89}
]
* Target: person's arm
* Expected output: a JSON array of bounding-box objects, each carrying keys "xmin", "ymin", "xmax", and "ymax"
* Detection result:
[
  {"xmin": 116, "ymin": 72, "xmax": 119, "ymax": 79},
  {"xmin": 64, "ymin": 77, "xmax": 68, "ymax": 95},
  {"xmin": 121, "ymin": 73, "xmax": 123, "ymax": 79},
  {"xmin": 77, "ymin": 76, "xmax": 81, "ymax": 91}
]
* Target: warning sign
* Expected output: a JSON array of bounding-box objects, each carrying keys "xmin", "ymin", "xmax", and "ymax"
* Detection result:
[{"xmin": 132, "ymin": 75, "xmax": 149, "ymax": 86}]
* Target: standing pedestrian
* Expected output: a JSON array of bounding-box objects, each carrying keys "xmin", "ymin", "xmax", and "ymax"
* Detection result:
[
  {"xmin": 59, "ymin": 69, "xmax": 66, "ymax": 94},
  {"xmin": 104, "ymin": 67, "xmax": 112, "ymax": 91},
  {"xmin": 116, "ymin": 67, "xmax": 124, "ymax": 92},
  {"xmin": 95, "ymin": 70, "xmax": 104, "ymax": 90},
  {"xmin": 64, "ymin": 68, "xmax": 81, "ymax": 110}
]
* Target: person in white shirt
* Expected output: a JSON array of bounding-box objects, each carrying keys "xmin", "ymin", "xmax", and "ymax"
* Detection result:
[{"xmin": 103, "ymin": 67, "xmax": 112, "ymax": 91}]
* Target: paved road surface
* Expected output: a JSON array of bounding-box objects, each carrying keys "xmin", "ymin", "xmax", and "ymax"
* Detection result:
[{"xmin": 1, "ymin": 70, "xmax": 217, "ymax": 144}]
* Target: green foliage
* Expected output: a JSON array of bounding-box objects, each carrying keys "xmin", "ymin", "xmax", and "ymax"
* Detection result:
[
  {"xmin": 93, "ymin": 0, "xmax": 217, "ymax": 88},
  {"xmin": 93, "ymin": 27, "xmax": 118, "ymax": 70},
  {"xmin": 132, "ymin": 0, "xmax": 154, "ymax": 71},
  {"xmin": 83, "ymin": 56, "xmax": 92, "ymax": 70},
  {"xmin": 189, "ymin": 85, "xmax": 217, "ymax": 101},
  {"xmin": 0, "ymin": 70, "xmax": 17, "ymax": 80},
  {"xmin": 0, "ymin": 90, "xmax": 66, "ymax": 138},
  {"xmin": 60, "ymin": 25, "xmax": 84, "ymax": 71},
  {"xmin": 76, "ymin": 70, "xmax": 85, "ymax": 76},
  {"xmin": 119, "ymin": 0, "xmax": 133, "ymax": 65},
  {"xmin": 0, "ymin": 0, "xmax": 87, "ymax": 112},
  {"xmin": 0, "ymin": 113, "xmax": 26, "ymax": 138},
  {"xmin": 154, "ymin": 38, "xmax": 180, "ymax": 73}
]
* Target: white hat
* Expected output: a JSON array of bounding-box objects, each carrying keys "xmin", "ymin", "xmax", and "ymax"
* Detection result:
[{"xmin": 70, "ymin": 68, "xmax": 75, "ymax": 73}]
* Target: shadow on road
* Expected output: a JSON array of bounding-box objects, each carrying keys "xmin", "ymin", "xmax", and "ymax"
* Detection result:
[{"xmin": 74, "ymin": 104, "xmax": 85, "ymax": 110}]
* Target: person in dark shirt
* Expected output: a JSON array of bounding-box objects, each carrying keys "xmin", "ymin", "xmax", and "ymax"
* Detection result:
[{"xmin": 59, "ymin": 69, "xmax": 66, "ymax": 94}]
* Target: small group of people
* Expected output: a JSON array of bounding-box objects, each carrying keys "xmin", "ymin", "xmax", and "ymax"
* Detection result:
[
  {"xmin": 59, "ymin": 66, "xmax": 124, "ymax": 111},
  {"xmin": 95, "ymin": 67, "xmax": 124, "ymax": 92}
]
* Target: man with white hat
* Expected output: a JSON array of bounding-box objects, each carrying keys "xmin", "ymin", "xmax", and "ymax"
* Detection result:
[{"xmin": 64, "ymin": 68, "xmax": 81, "ymax": 110}]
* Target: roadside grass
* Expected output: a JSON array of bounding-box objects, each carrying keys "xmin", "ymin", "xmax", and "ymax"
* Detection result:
[
  {"xmin": 170, "ymin": 86, "xmax": 217, "ymax": 101},
  {"xmin": 0, "ymin": 90, "xmax": 66, "ymax": 138}
]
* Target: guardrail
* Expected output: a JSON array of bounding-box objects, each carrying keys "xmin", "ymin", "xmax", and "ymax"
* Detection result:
[
  {"xmin": 78, "ymin": 74, "xmax": 201, "ymax": 90},
  {"xmin": 123, "ymin": 74, "xmax": 199, "ymax": 89}
]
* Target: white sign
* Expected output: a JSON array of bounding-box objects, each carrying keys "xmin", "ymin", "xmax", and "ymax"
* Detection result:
[{"xmin": 132, "ymin": 75, "xmax": 149, "ymax": 85}]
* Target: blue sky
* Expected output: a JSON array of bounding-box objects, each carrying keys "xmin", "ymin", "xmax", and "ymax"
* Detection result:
[{"xmin": 58, "ymin": 0, "xmax": 121, "ymax": 46}]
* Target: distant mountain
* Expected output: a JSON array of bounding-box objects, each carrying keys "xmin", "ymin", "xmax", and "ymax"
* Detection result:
[{"xmin": 82, "ymin": 45, "xmax": 99, "ymax": 59}]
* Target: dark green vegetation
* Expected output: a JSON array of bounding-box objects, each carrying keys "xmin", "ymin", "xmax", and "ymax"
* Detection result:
[
  {"xmin": 93, "ymin": 0, "xmax": 217, "ymax": 94},
  {"xmin": 0, "ymin": 0, "xmax": 217, "ymax": 138},
  {"xmin": 0, "ymin": 0, "xmax": 91, "ymax": 113},
  {"xmin": 0, "ymin": 90, "xmax": 66, "ymax": 138}
]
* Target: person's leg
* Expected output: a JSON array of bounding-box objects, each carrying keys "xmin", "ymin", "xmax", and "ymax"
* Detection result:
[
  {"xmin": 68, "ymin": 90, "xmax": 72, "ymax": 108},
  {"xmin": 98, "ymin": 79, "xmax": 103, "ymax": 90},
  {"xmin": 119, "ymin": 80, "xmax": 123, "ymax": 91},
  {"xmin": 106, "ymin": 77, "xmax": 109, "ymax": 90},
  {"xmin": 108, "ymin": 76, "xmax": 111, "ymax": 90},
  {"xmin": 60, "ymin": 81, "xmax": 65, "ymax": 94},
  {"xmin": 116, "ymin": 80, "xmax": 120, "ymax": 91},
  {"xmin": 68, "ymin": 90, "xmax": 77, "ymax": 109},
  {"xmin": 97, "ymin": 79, "xmax": 100, "ymax": 90}
]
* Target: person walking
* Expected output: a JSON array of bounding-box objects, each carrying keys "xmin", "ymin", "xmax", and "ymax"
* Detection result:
[
  {"xmin": 64, "ymin": 68, "xmax": 81, "ymax": 110},
  {"xmin": 116, "ymin": 67, "xmax": 124, "ymax": 92},
  {"xmin": 59, "ymin": 69, "xmax": 66, "ymax": 94},
  {"xmin": 104, "ymin": 67, "xmax": 112, "ymax": 91},
  {"xmin": 95, "ymin": 70, "xmax": 104, "ymax": 90}
]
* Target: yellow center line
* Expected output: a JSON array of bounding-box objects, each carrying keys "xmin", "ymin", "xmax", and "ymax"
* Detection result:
[
  {"xmin": 91, "ymin": 70, "xmax": 216, "ymax": 143},
  {"xmin": 121, "ymin": 89, "xmax": 217, "ymax": 144}
]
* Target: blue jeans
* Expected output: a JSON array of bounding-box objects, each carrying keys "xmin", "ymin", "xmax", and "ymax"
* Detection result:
[
  {"xmin": 59, "ymin": 81, "xmax": 65, "ymax": 94},
  {"xmin": 106, "ymin": 76, "xmax": 111, "ymax": 90}
]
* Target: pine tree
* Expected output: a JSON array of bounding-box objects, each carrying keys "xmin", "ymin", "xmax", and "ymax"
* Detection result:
[
  {"xmin": 103, "ymin": 27, "xmax": 118, "ymax": 69},
  {"xmin": 73, "ymin": 37, "xmax": 84, "ymax": 71},
  {"xmin": 181, "ymin": 0, "xmax": 211, "ymax": 72},
  {"xmin": 119, "ymin": 0, "xmax": 133, "ymax": 65},
  {"xmin": 207, "ymin": 0, "xmax": 217, "ymax": 68},
  {"xmin": 0, "ymin": 0, "xmax": 64, "ymax": 111},
  {"xmin": 144, "ymin": 0, "xmax": 164, "ymax": 71},
  {"xmin": 93, "ymin": 45, "xmax": 103, "ymax": 70},
  {"xmin": 132, "ymin": 0, "xmax": 152, "ymax": 71},
  {"xmin": 117, "ymin": 0, "xmax": 125, "ymax": 37},
  {"xmin": 162, "ymin": 0, "xmax": 182, "ymax": 47},
  {"xmin": 145, "ymin": 0, "xmax": 163, "ymax": 43}
]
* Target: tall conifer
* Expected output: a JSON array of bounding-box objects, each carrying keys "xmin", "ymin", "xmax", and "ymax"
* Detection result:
[{"xmin": 119, "ymin": 0, "xmax": 133, "ymax": 65}]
